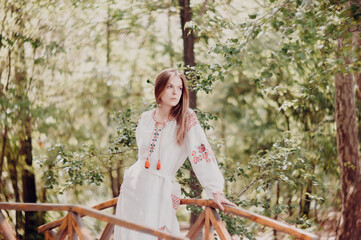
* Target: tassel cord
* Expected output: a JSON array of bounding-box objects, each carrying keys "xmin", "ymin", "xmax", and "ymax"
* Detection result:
[
  {"xmin": 157, "ymin": 122, "xmax": 165, "ymax": 170},
  {"xmin": 145, "ymin": 121, "xmax": 165, "ymax": 170},
  {"xmin": 144, "ymin": 123, "xmax": 157, "ymax": 169}
]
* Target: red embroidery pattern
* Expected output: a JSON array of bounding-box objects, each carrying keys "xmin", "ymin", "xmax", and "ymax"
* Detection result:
[
  {"xmin": 186, "ymin": 112, "xmax": 199, "ymax": 132},
  {"xmin": 191, "ymin": 143, "xmax": 215, "ymax": 164},
  {"xmin": 171, "ymin": 194, "xmax": 180, "ymax": 210},
  {"xmin": 149, "ymin": 125, "xmax": 161, "ymax": 156}
]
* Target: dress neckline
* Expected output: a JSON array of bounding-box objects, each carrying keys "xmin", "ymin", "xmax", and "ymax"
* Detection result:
[{"xmin": 152, "ymin": 109, "xmax": 175, "ymax": 124}]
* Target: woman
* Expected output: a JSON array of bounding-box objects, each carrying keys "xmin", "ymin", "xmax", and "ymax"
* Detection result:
[{"xmin": 114, "ymin": 68, "xmax": 235, "ymax": 239}]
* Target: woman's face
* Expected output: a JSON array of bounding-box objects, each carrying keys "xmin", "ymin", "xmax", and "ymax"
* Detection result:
[{"xmin": 160, "ymin": 75, "xmax": 183, "ymax": 108}]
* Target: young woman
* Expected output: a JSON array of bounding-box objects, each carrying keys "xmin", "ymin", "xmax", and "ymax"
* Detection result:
[{"xmin": 114, "ymin": 68, "xmax": 235, "ymax": 239}]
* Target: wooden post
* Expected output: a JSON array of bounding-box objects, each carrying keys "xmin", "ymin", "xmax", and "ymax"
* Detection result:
[
  {"xmin": 186, "ymin": 210, "xmax": 205, "ymax": 240},
  {"xmin": 67, "ymin": 213, "xmax": 77, "ymax": 240},
  {"xmin": 204, "ymin": 207, "xmax": 214, "ymax": 240},
  {"xmin": 44, "ymin": 230, "xmax": 55, "ymax": 240},
  {"xmin": 0, "ymin": 211, "xmax": 16, "ymax": 240},
  {"xmin": 208, "ymin": 208, "xmax": 231, "ymax": 240},
  {"xmin": 100, "ymin": 223, "xmax": 114, "ymax": 240},
  {"xmin": 54, "ymin": 217, "xmax": 68, "ymax": 240},
  {"xmin": 71, "ymin": 212, "xmax": 91, "ymax": 240}
]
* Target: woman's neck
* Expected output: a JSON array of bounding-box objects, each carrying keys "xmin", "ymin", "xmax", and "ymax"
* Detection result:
[{"xmin": 155, "ymin": 105, "xmax": 171, "ymax": 122}]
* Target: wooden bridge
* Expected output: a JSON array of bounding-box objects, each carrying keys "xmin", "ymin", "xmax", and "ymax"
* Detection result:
[{"xmin": 0, "ymin": 198, "xmax": 318, "ymax": 240}]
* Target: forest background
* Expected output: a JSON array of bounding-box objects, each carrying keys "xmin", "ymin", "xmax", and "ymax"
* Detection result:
[{"xmin": 1, "ymin": 0, "xmax": 360, "ymax": 239}]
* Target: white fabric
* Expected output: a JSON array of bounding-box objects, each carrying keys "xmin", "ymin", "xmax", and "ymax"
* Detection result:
[{"xmin": 114, "ymin": 109, "xmax": 224, "ymax": 239}]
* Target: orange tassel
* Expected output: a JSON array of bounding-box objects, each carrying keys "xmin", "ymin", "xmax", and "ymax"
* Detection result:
[
  {"xmin": 145, "ymin": 158, "xmax": 150, "ymax": 169},
  {"xmin": 156, "ymin": 159, "xmax": 161, "ymax": 170}
]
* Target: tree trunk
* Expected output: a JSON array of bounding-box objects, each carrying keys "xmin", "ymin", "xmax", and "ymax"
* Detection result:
[
  {"xmin": 0, "ymin": 125, "xmax": 7, "ymax": 181},
  {"xmin": 109, "ymin": 166, "xmax": 120, "ymax": 198},
  {"xmin": 302, "ymin": 163, "xmax": 315, "ymax": 217},
  {"xmin": 356, "ymin": 69, "xmax": 361, "ymax": 101},
  {"xmin": 116, "ymin": 164, "xmax": 122, "ymax": 196},
  {"xmin": 287, "ymin": 191, "xmax": 293, "ymax": 217},
  {"xmin": 179, "ymin": 0, "xmax": 202, "ymax": 235},
  {"xmin": 18, "ymin": 63, "xmax": 39, "ymax": 240},
  {"xmin": 14, "ymin": 6, "xmax": 40, "ymax": 238},
  {"xmin": 302, "ymin": 179, "xmax": 313, "ymax": 217},
  {"xmin": 167, "ymin": 7, "xmax": 174, "ymax": 66},
  {"xmin": 273, "ymin": 181, "xmax": 280, "ymax": 240},
  {"xmin": 179, "ymin": 0, "xmax": 197, "ymax": 108},
  {"xmin": 7, "ymin": 151, "xmax": 23, "ymax": 237},
  {"xmin": 105, "ymin": 0, "xmax": 124, "ymax": 199},
  {"xmin": 335, "ymin": 20, "xmax": 361, "ymax": 238},
  {"xmin": 355, "ymin": 22, "xmax": 361, "ymax": 144},
  {"xmin": 298, "ymin": 184, "xmax": 303, "ymax": 217}
]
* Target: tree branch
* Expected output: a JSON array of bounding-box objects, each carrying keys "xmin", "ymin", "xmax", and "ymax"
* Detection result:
[
  {"xmin": 5, "ymin": 49, "xmax": 11, "ymax": 92},
  {"xmin": 238, "ymin": 177, "xmax": 260, "ymax": 198}
]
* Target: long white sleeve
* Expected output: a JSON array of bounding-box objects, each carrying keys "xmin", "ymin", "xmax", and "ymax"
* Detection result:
[{"xmin": 185, "ymin": 110, "xmax": 224, "ymax": 199}]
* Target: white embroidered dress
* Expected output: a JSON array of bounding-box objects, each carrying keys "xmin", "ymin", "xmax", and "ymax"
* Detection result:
[{"xmin": 114, "ymin": 109, "xmax": 224, "ymax": 239}]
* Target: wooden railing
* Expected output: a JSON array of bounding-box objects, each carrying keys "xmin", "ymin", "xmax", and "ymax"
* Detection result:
[
  {"xmin": 180, "ymin": 199, "xmax": 318, "ymax": 240},
  {"xmin": 0, "ymin": 198, "xmax": 318, "ymax": 240},
  {"xmin": 0, "ymin": 200, "xmax": 185, "ymax": 240}
]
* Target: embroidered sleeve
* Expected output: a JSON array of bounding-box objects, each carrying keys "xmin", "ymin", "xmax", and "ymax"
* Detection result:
[
  {"xmin": 191, "ymin": 143, "xmax": 216, "ymax": 164},
  {"xmin": 185, "ymin": 110, "xmax": 224, "ymax": 199}
]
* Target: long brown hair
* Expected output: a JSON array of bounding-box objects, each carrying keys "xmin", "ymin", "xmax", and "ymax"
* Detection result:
[{"xmin": 154, "ymin": 68, "xmax": 189, "ymax": 145}]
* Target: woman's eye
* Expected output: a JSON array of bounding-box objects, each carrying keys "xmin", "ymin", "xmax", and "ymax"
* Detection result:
[{"xmin": 167, "ymin": 85, "xmax": 172, "ymax": 89}]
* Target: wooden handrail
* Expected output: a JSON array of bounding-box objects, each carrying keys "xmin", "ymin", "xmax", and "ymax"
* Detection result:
[
  {"xmin": 180, "ymin": 199, "xmax": 318, "ymax": 240},
  {"xmin": 0, "ymin": 198, "xmax": 319, "ymax": 240},
  {"xmin": 0, "ymin": 202, "xmax": 186, "ymax": 240},
  {"xmin": 38, "ymin": 198, "xmax": 118, "ymax": 233}
]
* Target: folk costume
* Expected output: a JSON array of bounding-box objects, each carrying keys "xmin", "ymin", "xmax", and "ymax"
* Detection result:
[{"xmin": 114, "ymin": 109, "xmax": 224, "ymax": 239}]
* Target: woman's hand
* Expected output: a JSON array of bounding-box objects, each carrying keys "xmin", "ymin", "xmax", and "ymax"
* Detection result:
[{"xmin": 212, "ymin": 192, "xmax": 237, "ymax": 211}]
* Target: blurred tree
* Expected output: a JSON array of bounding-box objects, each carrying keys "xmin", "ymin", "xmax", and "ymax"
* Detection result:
[
  {"xmin": 178, "ymin": 0, "xmax": 202, "ymax": 231},
  {"xmin": 0, "ymin": 1, "xmax": 45, "ymax": 238},
  {"xmin": 334, "ymin": 1, "xmax": 361, "ymax": 239}
]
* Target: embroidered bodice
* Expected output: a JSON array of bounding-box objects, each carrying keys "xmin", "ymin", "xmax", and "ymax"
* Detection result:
[{"xmin": 135, "ymin": 108, "xmax": 224, "ymax": 197}]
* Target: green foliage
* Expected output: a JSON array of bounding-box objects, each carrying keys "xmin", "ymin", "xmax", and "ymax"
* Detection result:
[
  {"xmin": 110, "ymin": 109, "xmax": 138, "ymax": 149},
  {"xmin": 40, "ymin": 108, "xmax": 140, "ymax": 192},
  {"xmin": 220, "ymin": 212, "xmax": 256, "ymax": 240},
  {"xmin": 1, "ymin": 0, "xmax": 358, "ymax": 237},
  {"xmin": 186, "ymin": 0, "xmax": 347, "ymax": 235},
  {"xmin": 40, "ymin": 144, "xmax": 104, "ymax": 193}
]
